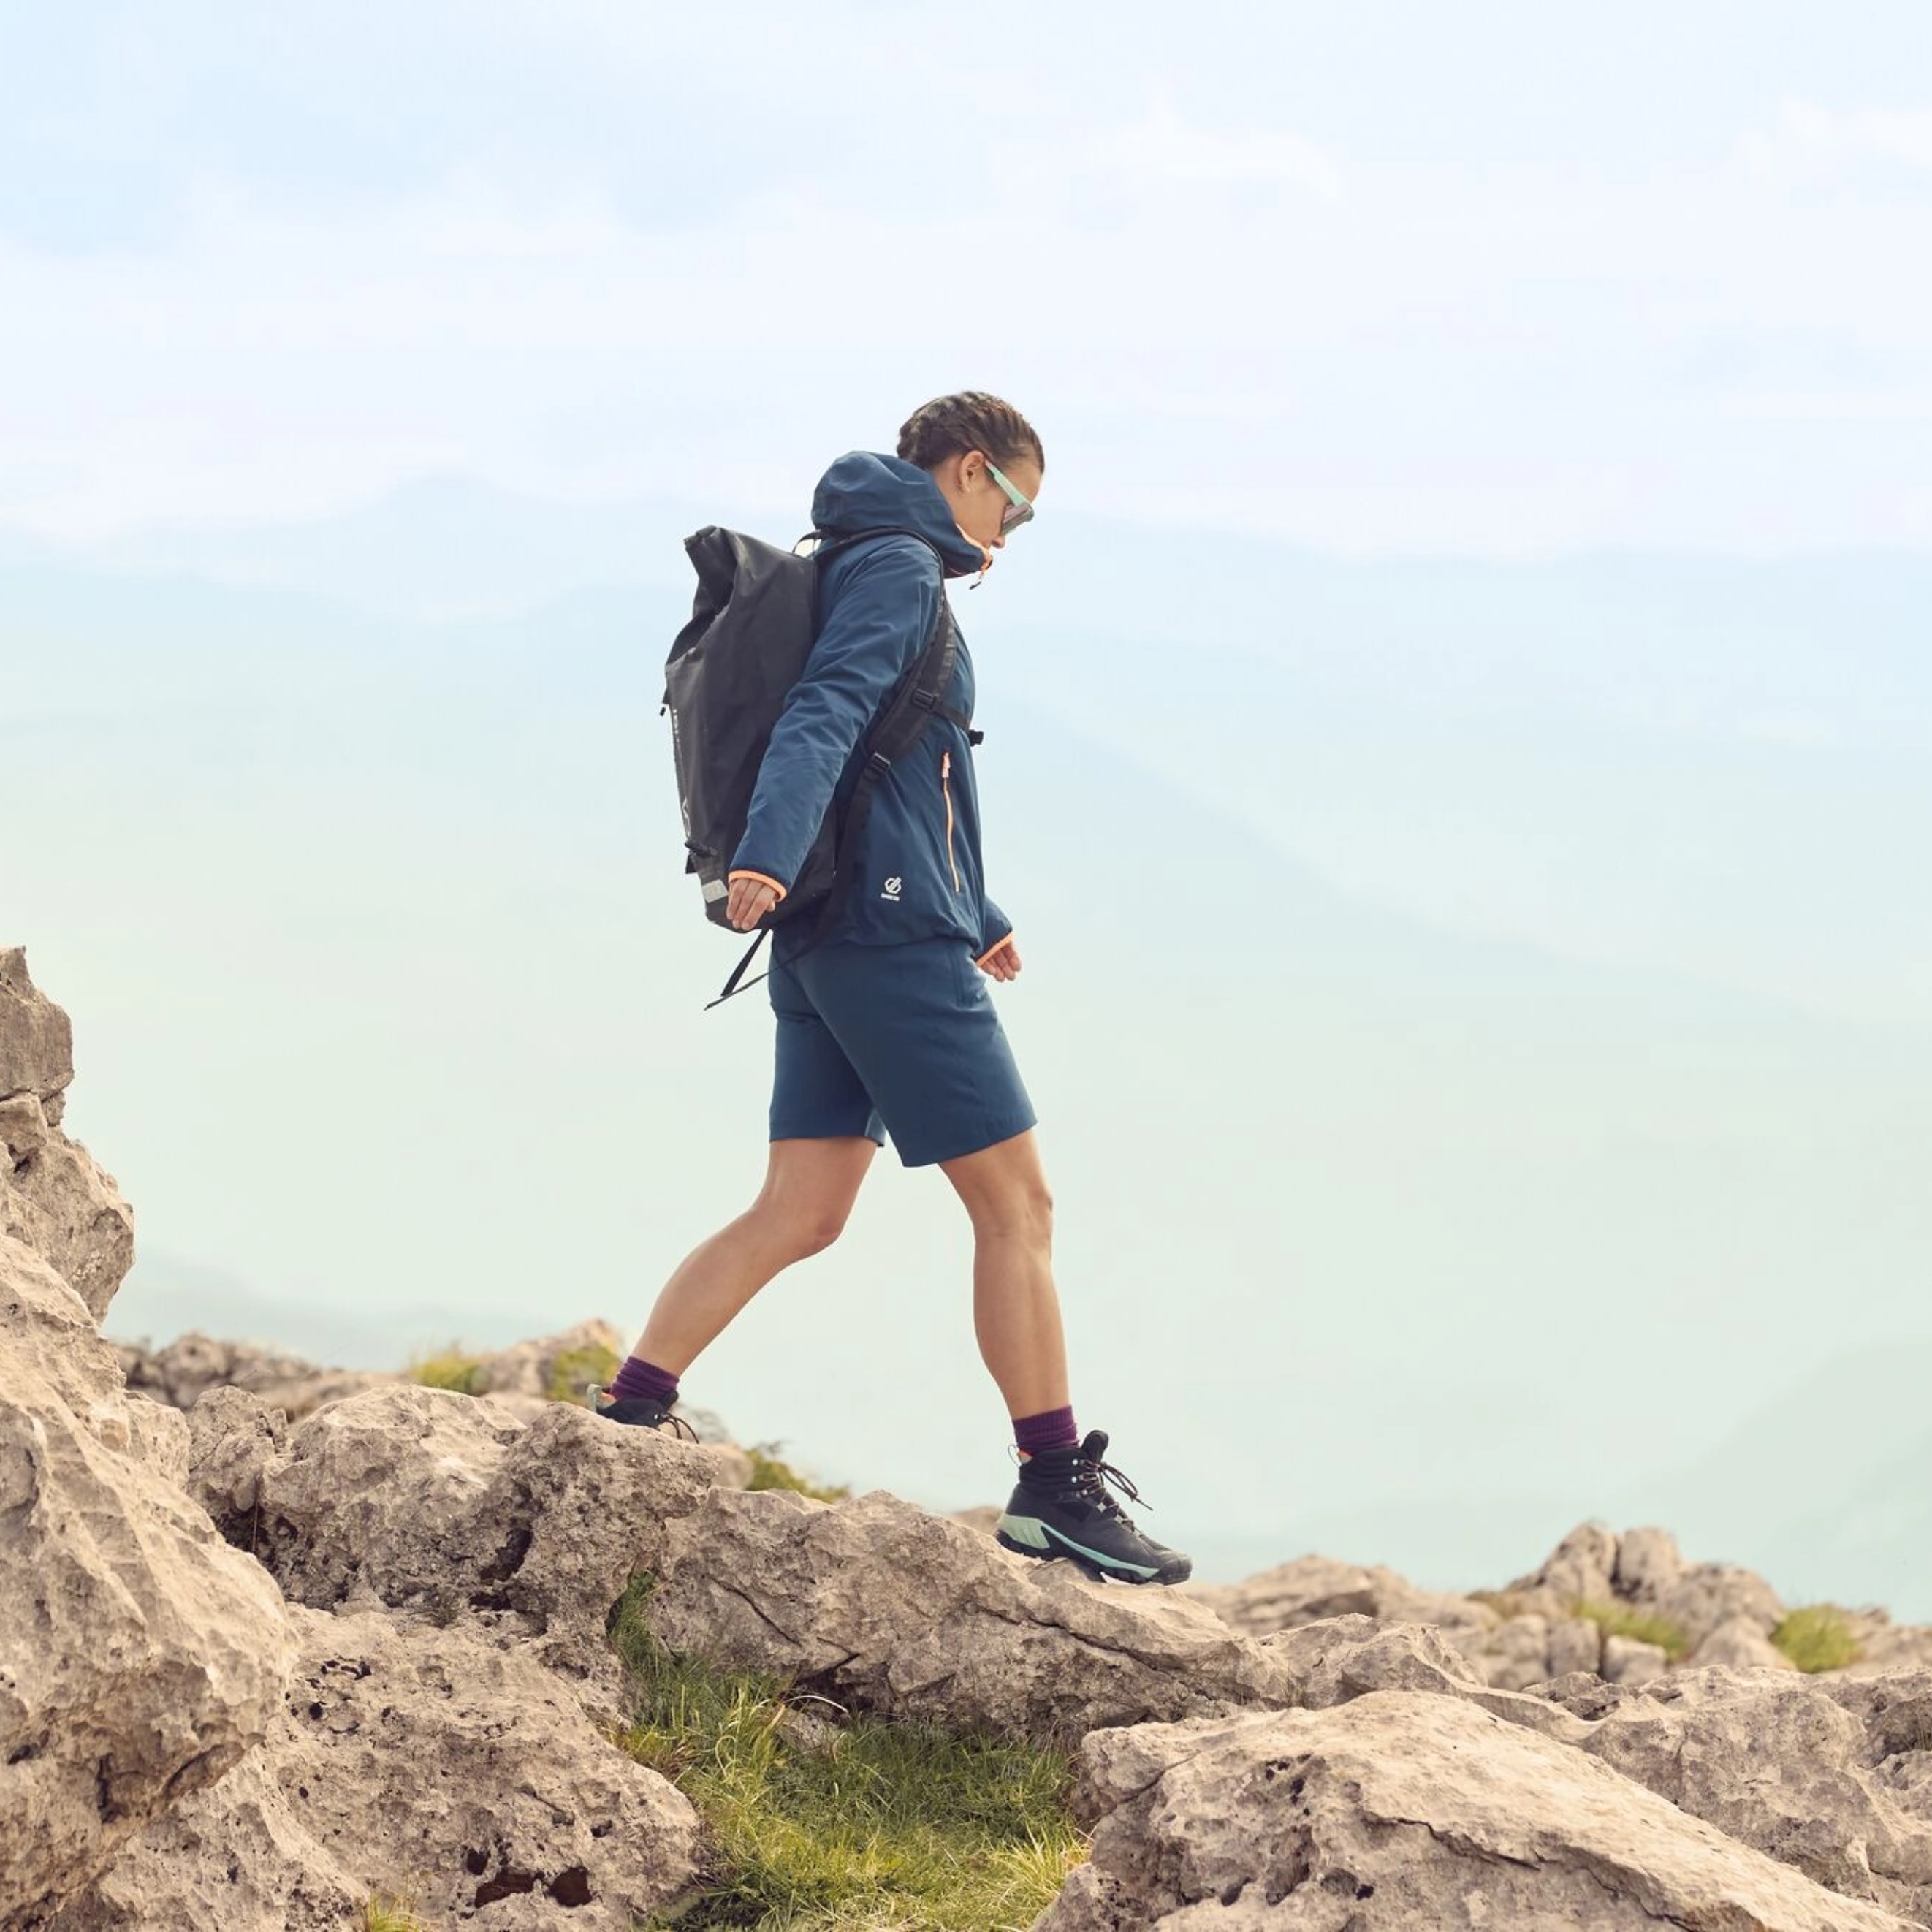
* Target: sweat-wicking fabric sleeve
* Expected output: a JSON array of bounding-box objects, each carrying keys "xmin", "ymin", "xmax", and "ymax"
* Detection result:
[{"xmin": 730, "ymin": 540, "xmax": 940, "ymax": 892}]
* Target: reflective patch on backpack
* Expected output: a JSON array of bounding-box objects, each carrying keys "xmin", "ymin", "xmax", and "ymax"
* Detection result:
[{"xmin": 702, "ymin": 879, "xmax": 729, "ymax": 903}]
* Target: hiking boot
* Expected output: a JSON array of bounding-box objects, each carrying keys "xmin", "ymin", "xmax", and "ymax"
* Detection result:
[
  {"xmin": 994, "ymin": 1429, "xmax": 1192, "ymax": 1584},
  {"xmin": 585, "ymin": 1383, "xmax": 700, "ymax": 1442}
]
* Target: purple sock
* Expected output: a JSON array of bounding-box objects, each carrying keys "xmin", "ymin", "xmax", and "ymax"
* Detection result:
[
  {"xmin": 1013, "ymin": 1405, "xmax": 1079, "ymax": 1458},
  {"xmin": 608, "ymin": 1355, "xmax": 680, "ymax": 1406}
]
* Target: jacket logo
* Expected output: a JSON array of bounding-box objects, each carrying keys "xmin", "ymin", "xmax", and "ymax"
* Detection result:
[{"xmin": 880, "ymin": 876, "xmax": 903, "ymax": 902}]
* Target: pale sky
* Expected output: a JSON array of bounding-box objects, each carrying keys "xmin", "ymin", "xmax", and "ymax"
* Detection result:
[{"xmin": 2, "ymin": 2, "xmax": 1929, "ymax": 548}]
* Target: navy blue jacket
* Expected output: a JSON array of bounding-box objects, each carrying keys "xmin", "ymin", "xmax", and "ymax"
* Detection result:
[{"xmin": 729, "ymin": 452, "xmax": 1014, "ymax": 965}]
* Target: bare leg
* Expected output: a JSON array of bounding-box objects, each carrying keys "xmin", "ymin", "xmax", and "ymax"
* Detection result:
[
  {"xmin": 939, "ymin": 1128, "xmax": 1069, "ymax": 1420},
  {"xmin": 630, "ymin": 1136, "xmax": 878, "ymax": 1373}
]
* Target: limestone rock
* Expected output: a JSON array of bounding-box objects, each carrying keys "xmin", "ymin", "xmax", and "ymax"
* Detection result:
[
  {"xmin": 121, "ymin": 1390, "xmax": 191, "ymax": 1487},
  {"xmin": 0, "ymin": 946, "xmax": 74, "ymax": 1108},
  {"xmin": 1605, "ymin": 1635, "xmax": 1672, "ymax": 1685},
  {"xmin": 47, "ymin": 1602, "xmax": 700, "ymax": 1932},
  {"xmin": 0, "ymin": 1092, "xmax": 49, "ymax": 1159},
  {"xmin": 202, "ymin": 1383, "xmax": 745, "ymax": 1715},
  {"xmin": 0, "ymin": 951, "xmax": 134, "ymax": 1326},
  {"xmin": 1548, "ymin": 1613, "xmax": 1604, "ymax": 1678},
  {"xmin": 466, "ymin": 1317, "xmax": 625, "ymax": 1401},
  {"xmin": 107, "ymin": 1329, "xmax": 395, "ymax": 1421},
  {"xmin": 1653, "ymin": 1560, "xmax": 1786, "ymax": 1648},
  {"xmin": 1833, "ymin": 1613, "xmax": 1932, "ymax": 1678},
  {"xmin": 1478, "ymin": 1611, "xmax": 1555, "ymax": 1690},
  {"xmin": 1504, "ymin": 1517, "xmax": 1621, "ymax": 1618},
  {"xmin": 0, "ymin": 1234, "xmax": 293, "ymax": 1928},
  {"xmin": 1695, "ymin": 1613, "xmax": 1800, "ymax": 1672},
  {"xmin": 645, "ymin": 1483, "xmax": 1298, "ymax": 1746},
  {"xmin": 183, "ymin": 1384, "xmax": 292, "ymax": 1553},
  {"xmin": 1263, "ymin": 1613, "xmax": 1591, "ymax": 1745},
  {"xmin": 1037, "ymin": 1691, "xmax": 1920, "ymax": 1931},
  {"xmin": 1, "ymin": 1133, "xmax": 134, "ymax": 1327},
  {"xmin": 1827, "ymin": 1668, "xmax": 1932, "ymax": 1826},
  {"xmin": 1613, "ymin": 1523, "xmax": 1685, "ymax": 1598},
  {"xmin": 1184, "ymin": 1551, "xmax": 1495, "ymax": 1643},
  {"xmin": 1572, "ymin": 1665, "xmax": 1932, "ymax": 1923}
]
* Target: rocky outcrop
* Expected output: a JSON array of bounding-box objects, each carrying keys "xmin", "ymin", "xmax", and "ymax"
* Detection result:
[
  {"xmin": 1182, "ymin": 1545, "xmax": 1608, "ymax": 1691},
  {"xmin": 1040, "ymin": 1692, "xmax": 1920, "ymax": 1931},
  {"xmin": 1535, "ymin": 1665, "xmax": 1932, "ymax": 1925},
  {"xmin": 647, "ymin": 1483, "xmax": 1301, "ymax": 1746},
  {"xmin": 0, "ymin": 949, "xmax": 294, "ymax": 1930},
  {"xmin": 461, "ymin": 1317, "xmax": 627, "ymax": 1403},
  {"xmin": 104, "ymin": 1316, "xmax": 631, "ymax": 1426},
  {"xmin": 107, "ymin": 1331, "xmax": 395, "ymax": 1423},
  {"xmin": 23, "ymin": 938, "xmax": 1932, "ymax": 1932},
  {"xmin": 1190, "ymin": 1517, "xmax": 1932, "ymax": 1694},
  {"xmin": 46, "ymin": 1604, "xmax": 700, "ymax": 1932},
  {"xmin": 0, "ymin": 950, "xmax": 133, "ymax": 1326},
  {"xmin": 182, "ymin": 1380, "xmax": 753, "ymax": 1714}
]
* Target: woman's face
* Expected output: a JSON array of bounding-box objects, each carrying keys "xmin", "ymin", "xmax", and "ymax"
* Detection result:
[{"xmin": 942, "ymin": 449, "xmax": 1044, "ymax": 555}]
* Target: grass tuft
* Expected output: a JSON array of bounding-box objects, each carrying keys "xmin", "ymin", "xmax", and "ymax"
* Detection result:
[
  {"xmin": 548, "ymin": 1340, "xmax": 622, "ymax": 1404},
  {"xmin": 362, "ymin": 1891, "xmax": 427, "ymax": 1931},
  {"xmin": 1772, "ymin": 1605, "xmax": 1862, "ymax": 1673},
  {"xmin": 746, "ymin": 1443, "xmax": 851, "ymax": 1504},
  {"xmin": 1572, "ymin": 1599, "xmax": 1694, "ymax": 1665},
  {"xmin": 606, "ymin": 1571, "xmax": 1087, "ymax": 1930},
  {"xmin": 406, "ymin": 1345, "xmax": 484, "ymax": 1396}
]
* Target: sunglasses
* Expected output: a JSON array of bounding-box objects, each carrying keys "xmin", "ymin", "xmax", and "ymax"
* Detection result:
[{"xmin": 984, "ymin": 458, "xmax": 1035, "ymax": 532}]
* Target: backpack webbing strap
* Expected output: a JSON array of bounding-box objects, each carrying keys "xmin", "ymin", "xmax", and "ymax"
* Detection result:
[{"xmin": 706, "ymin": 929, "xmax": 770, "ymax": 1010}]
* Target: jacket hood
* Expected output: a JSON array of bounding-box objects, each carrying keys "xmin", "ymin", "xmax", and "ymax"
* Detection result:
[{"xmin": 811, "ymin": 451, "xmax": 989, "ymax": 579}]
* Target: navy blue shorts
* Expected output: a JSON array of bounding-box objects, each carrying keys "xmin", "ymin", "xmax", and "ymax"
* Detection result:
[{"xmin": 768, "ymin": 936, "xmax": 1037, "ymax": 1167}]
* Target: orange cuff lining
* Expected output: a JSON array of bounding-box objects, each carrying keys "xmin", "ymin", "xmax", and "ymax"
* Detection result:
[
  {"xmin": 728, "ymin": 870, "xmax": 788, "ymax": 902},
  {"xmin": 975, "ymin": 933, "xmax": 1016, "ymax": 967}
]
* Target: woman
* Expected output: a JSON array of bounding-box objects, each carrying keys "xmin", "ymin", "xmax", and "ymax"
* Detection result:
[{"xmin": 593, "ymin": 392, "xmax": 1190, "ymax": 1586}]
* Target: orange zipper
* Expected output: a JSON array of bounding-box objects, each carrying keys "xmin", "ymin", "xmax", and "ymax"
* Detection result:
[{"xmin": 941, "ymin": 750, "xmax": 961, "ymax": 891}]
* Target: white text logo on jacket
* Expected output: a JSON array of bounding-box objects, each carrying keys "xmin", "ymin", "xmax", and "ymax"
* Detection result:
[{"xmin": 879, "ymin": 876, "xmax": 902, "ymax": 902}]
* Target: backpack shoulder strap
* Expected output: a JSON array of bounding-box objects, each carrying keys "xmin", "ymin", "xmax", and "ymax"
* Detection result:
[
  {"xmin": 706, "ymin": 533, "xmax": 961, "ymax": 1005},
  {"xmin": 788, "ymin": 590, "xmax": 952, "ymax": 951}
]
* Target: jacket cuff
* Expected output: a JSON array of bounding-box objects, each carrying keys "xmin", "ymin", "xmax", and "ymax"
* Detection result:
[{"xmin": 728, "ymin": 869, "xmax": 789, "ymax": 902}]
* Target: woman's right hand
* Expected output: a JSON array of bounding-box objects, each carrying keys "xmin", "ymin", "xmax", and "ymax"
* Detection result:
[{"xmin": 726, "ymin": 876, "xmax": 783, "ymax": 932}]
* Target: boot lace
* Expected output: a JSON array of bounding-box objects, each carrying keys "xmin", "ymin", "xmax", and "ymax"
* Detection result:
[{"xmin": 1076, "ymin": 1448, "xmax": 1149, "ymax": 1520}]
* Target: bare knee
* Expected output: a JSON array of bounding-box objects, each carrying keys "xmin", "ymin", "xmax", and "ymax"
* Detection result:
[
  {"xmin": 750, "ymin": 1198, "xmax": 852, "ymax": 1265},
  {"xmin": 974, "ymin": 1177, "xmax": 1054, "ymax": 1250}
]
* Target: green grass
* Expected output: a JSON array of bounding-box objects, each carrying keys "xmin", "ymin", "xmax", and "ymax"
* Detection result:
[
  {"xmin": 549, "ymin": 1340, "xmax": 622, "ymax": 1404},
  {"xmin": 1572, "ymin": 1599, "xmax": 1694, "ymax": 1665},
  {"xmin": 1771, "ymin": 1605, "xmax": 1862, "ymax": 1673},
  {"xmin": 605, "ymin": 1572, "xmax": 1086, "ymax": 1930},
  {"xmin": 406, "ymin": 1345, "xmax": 484, "ymax": 1395},
  {"xmin": 362, "ymin": 1893, "xmax": 427, "ymax": 1931},
  {"xmin": 745, "ymin": 1444, "xmax": 852, "ymax": 1505}
]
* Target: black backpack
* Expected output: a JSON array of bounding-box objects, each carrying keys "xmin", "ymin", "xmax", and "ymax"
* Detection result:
[{"xmin": 663, "ymin": 525, "xmax": 978, "ymax": 1007}]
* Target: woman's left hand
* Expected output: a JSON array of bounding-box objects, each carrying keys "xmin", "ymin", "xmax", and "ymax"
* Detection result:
[{"xmin": 978, "ymin": 938, "xmax": 1022, "ymax": 981}]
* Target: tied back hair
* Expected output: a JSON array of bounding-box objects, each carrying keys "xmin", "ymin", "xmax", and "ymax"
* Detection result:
[{"xmin": 897, "ymin": 392, "xmax": 1044, "ymax": 474}]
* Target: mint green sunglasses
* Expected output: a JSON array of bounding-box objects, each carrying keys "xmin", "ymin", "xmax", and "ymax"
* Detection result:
[{"xmin": 984, "ymin": 459, "xmax": 1035, "ymax": 532}]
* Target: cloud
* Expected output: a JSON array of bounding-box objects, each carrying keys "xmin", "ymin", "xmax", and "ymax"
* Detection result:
[
  {"xmin": 1070, "ymin": 99, "xmax": 1344, "ymax": 201},
  {"xmin": 1738, "ymin": 102, "xmax": 1932, "ymax": 181}
]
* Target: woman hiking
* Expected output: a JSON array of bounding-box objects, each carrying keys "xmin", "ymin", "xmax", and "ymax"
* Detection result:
[{"xmin": 593, "ymin": 392, "xmax": 1190, "ymax": 1586}]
